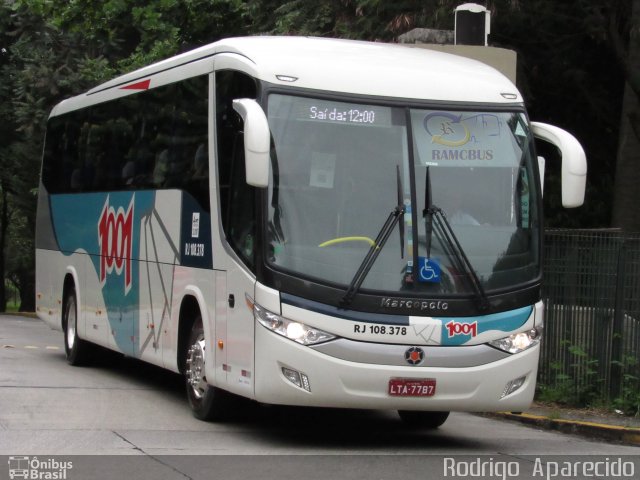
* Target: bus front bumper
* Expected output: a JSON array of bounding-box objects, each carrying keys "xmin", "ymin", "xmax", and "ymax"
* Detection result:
[{"xmin": 253, "ymin": 323, "xmax": 539, "ymax": 412}]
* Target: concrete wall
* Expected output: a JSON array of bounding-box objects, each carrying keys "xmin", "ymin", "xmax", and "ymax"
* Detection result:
[{"xmin": 403, "ymin": 43, "xmax": 518, "ymax": 84}]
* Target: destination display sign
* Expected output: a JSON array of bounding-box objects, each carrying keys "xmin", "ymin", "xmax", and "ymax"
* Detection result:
[{"xmin": 270, "ymin": 95, "xmax": 393, "ymax": 127}]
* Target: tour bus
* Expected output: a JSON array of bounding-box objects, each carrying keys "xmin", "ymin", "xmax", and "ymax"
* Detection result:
[{"xmin": 36, "ymin": 36, "xmax": 586, "ymax": 428}]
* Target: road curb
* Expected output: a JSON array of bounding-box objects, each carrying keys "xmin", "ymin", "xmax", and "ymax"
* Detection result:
[{"xmin": 485, "ymin": 412, "xmax": 640, "ymax": 446}]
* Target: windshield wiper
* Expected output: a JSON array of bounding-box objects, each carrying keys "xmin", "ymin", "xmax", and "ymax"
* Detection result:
[
  {"xmin": 340, "ymin": 166, "xmax": 405, "ymax": 308},
  {"xmin": 422, "ymin": 168, "xmax": 489, "ymax": 312},
  {"xmin": 424, "ymin": 167, "xmax": 434, "ymax": 259},
  {"xmin": 396, "ymin": 164, "xmax": 405, "ymax": 259}
]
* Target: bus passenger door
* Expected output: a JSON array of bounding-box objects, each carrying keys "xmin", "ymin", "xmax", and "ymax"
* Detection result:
[
  {"xmin": 222, "ymin": 265, "xmax": 256, "ymax": 397},
  {"xmin": 212, "ymin": 68, "xmax": 259, "ymax": 397},
  {"xmin": 214, "ymin": 271, "xmax": 228, "ymax": 386}
]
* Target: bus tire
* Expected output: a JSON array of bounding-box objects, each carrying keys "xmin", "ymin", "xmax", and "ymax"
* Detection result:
[
  {"xmin": 184, "ymin": 316, "xmax": 229, "ymax": 421},
  {"xmin": 63, "ymin": 289, "xmax": 90, "ymax": 366},
  {"xmin": 397, "ymin": 410, "xmax": 450, "ymax": 429}
]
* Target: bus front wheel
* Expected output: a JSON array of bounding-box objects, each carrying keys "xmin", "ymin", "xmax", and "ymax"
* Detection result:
[
  {"xmin": 185, "ymin": 316, "xmax": 229, "ymax": 421},
  {"xmin": 397, "ymin": 410, "xmax": 450, "ymax": 429},
  {"xmin": 63, "ymin": 289, "xmax": 90, "ymax": 366}
]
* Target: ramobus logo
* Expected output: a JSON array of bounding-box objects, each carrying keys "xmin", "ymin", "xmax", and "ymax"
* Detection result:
[{"xmin": 98, "ymin": 195, "xmax": 134, "ymax": 294}]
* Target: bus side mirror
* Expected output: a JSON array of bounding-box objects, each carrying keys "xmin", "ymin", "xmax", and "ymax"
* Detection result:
[
  {"xmin": 232, "ymin": 99, "xmax": 270, "ymax": 188},
  {"xmin": 530, "ymin": 122, "xmax": 587, "ymax": 208}
]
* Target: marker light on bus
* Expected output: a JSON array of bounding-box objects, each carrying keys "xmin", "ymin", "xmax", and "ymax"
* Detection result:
[
  {"xmin": 488, "ymin": 327, "xmax": 541, "ymax": 354},
  {"xmin": 501, "ymin": 375, "xmax": 527, "ymax": 398},
  {"xmin": 253, "ymin": 303, "xmax": 336, "ymax": 345},
  {"xmin": 282, "ymin": 367, "xmax": 311, "ymax": 392}
]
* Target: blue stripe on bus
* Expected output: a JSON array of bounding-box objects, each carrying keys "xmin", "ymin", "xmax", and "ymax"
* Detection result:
[
  {"xmin": 281, "ymin": 293, "xmax": 533, "ymax": 343},
  {"xmin": 438, "ymin": 305, "xmax": 533, "ymax": 346},
  {"xmin": 281, "ymin": 293, "xmax": 411, "ymax": 326},
  {"xmin": 50, "ymin": 191, "xmax": 156, "ymax": 355}
]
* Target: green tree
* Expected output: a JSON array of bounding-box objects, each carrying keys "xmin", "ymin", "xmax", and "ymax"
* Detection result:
[
  {"xmin": 2, "ymin": 5, "xmax": 45, "ymax": 312},
  {"xmin": 246, "ymin": 0, "xmax": 457, "ymax": 39},
  {"xmin": 1, "ymin": 0, "xmax": 120, "ymax": 312},
  {"xmin": 247, "ymin": 0, "xmax": 632, "ymax": 229},
  {"xmin": 489, "ymin": 1, "xmax": 626, "ymax": 227},
  {"xmin": 611, "ymin": 0, "xmax": 640, "ymax": 232},
  {"xmin": 1, "ymin": 0, "xmax": 637, "ymax": 311},
  {"xmin": 1, "ymin": 0, "xmax": 248, "ymax": 311},
  {"xmin": 0, "ymin": 2, "xmax": 13, "ymax": 311}
]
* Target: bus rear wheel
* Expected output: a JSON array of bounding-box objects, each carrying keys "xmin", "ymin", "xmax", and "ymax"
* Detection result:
[
  {"xmin": 184, "ymin": 316, "xmax": 229, "ymax": 421},
  {"xmin": 397, "ymin": 410, "xmax": 450, "ymax": 429},
  {"xmin": 63, "ymin": 289, "xmax": 90, "ymax": 366}
]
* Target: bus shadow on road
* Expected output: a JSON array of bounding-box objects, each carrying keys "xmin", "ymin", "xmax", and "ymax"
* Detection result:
[
  {"xmin": 71, "ymin": 348, "xmax": 482, "ymax": 450},
  {"xmin": 71, "ymin": 346, "xmax": 186, "ymax": 401},
  {"xmin": 245, "ymin": 406, "xmax": 483, "ymax": 451}
]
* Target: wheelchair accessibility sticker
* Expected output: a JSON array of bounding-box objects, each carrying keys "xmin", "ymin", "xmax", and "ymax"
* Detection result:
[{"xmin": 418, "ymin": 257, "xmax": 441, "ymax": 283}]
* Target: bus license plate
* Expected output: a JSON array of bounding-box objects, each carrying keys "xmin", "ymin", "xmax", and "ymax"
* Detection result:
[{"xmin": 388, "ymin": 378, "xmax": 436, "ymax": 397}]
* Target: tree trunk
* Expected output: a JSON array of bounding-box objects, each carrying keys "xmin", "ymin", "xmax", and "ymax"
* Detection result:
[
  {"xmin": 612, "ymin": 0, "xmax": 640, "ymax": 232},
  {"xmin": 18, "ymin": 272, "xmax": 35, "ymax": 312},
  {"xmin": 0, "ymin": 185, "xmax": 7, "ymax": 311}
]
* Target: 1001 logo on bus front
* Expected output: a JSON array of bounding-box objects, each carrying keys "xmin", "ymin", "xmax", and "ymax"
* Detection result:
[
  {"xmin": 98, "ymin": 195, "xmax": 134, "ymax": 295},
  {"xmin": 445, "ymin": 320, "xmax": 478, "ymax": 338}
]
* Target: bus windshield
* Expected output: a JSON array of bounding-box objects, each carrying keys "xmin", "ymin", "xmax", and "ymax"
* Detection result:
[{"xmin": 266, "ymin": 94, "xmax": 540, "ymax": 298}]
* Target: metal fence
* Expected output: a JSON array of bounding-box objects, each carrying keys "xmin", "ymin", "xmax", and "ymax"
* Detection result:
[{"xmin": 539, "ymin": 229, "xmax": 640, "ymax": 407}]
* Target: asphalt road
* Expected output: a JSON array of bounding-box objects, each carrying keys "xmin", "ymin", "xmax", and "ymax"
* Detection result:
[{"xmin": 0, "ymin": 315, "xmax": 638, "ymax": 480}]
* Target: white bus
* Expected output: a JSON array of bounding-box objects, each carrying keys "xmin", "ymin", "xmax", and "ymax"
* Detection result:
[{"xmin": 36, "ymin": 36, "xmax": 586, "ymax": 428}]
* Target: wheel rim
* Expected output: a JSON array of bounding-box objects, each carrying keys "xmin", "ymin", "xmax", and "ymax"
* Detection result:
[
  {"xmin": 66, "ymin": 299, "xmax": 76, "ymax": 351},
  {"xmin": 186, "ymin": 334, "xmax": 207, "ymax": 400}
]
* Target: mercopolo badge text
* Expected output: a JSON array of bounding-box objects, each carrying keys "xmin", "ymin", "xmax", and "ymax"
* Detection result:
[{"xmin": 7, "ymin": 456, "xmax": 73, "ymax": 480}]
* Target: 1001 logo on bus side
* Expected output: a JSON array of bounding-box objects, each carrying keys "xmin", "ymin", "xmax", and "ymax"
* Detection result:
[{"xmin": 98, "ymin": 195, "xmax": 134, "ymax": 295}]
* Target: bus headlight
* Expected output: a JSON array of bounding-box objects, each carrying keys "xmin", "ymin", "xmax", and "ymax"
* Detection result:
[
  {"xmin": 488, "ymin": 327, "xmax": 541, "ymax": 354},
  {"xmin": 254, "ymin": 303, "xmax": 336, "ymax": 345}
]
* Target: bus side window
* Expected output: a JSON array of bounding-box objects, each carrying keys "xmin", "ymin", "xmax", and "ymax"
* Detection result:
[
  {"xmin": 216, "ymin": 70, "xmax": 258, "ymax": 268},
  {"xmin": 42, "ymin": 115, "xmax": 80, "ymax": 193}
]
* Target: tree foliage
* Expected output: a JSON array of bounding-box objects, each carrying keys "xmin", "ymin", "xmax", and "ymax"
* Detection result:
[
  {"xmin": 250, "ymin": 0, "xmax": 635, "ymax": 229},
  {"xmin": 0, "ymin": 0, "xmax": 248, "ymax": 310},
  {"xmin": 611, "ymin": 0, "xmax": 640, "ymax": 232},
  {"xmin": 0, "ymin": 0, "xmax": 637, "ymax": 310}
]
